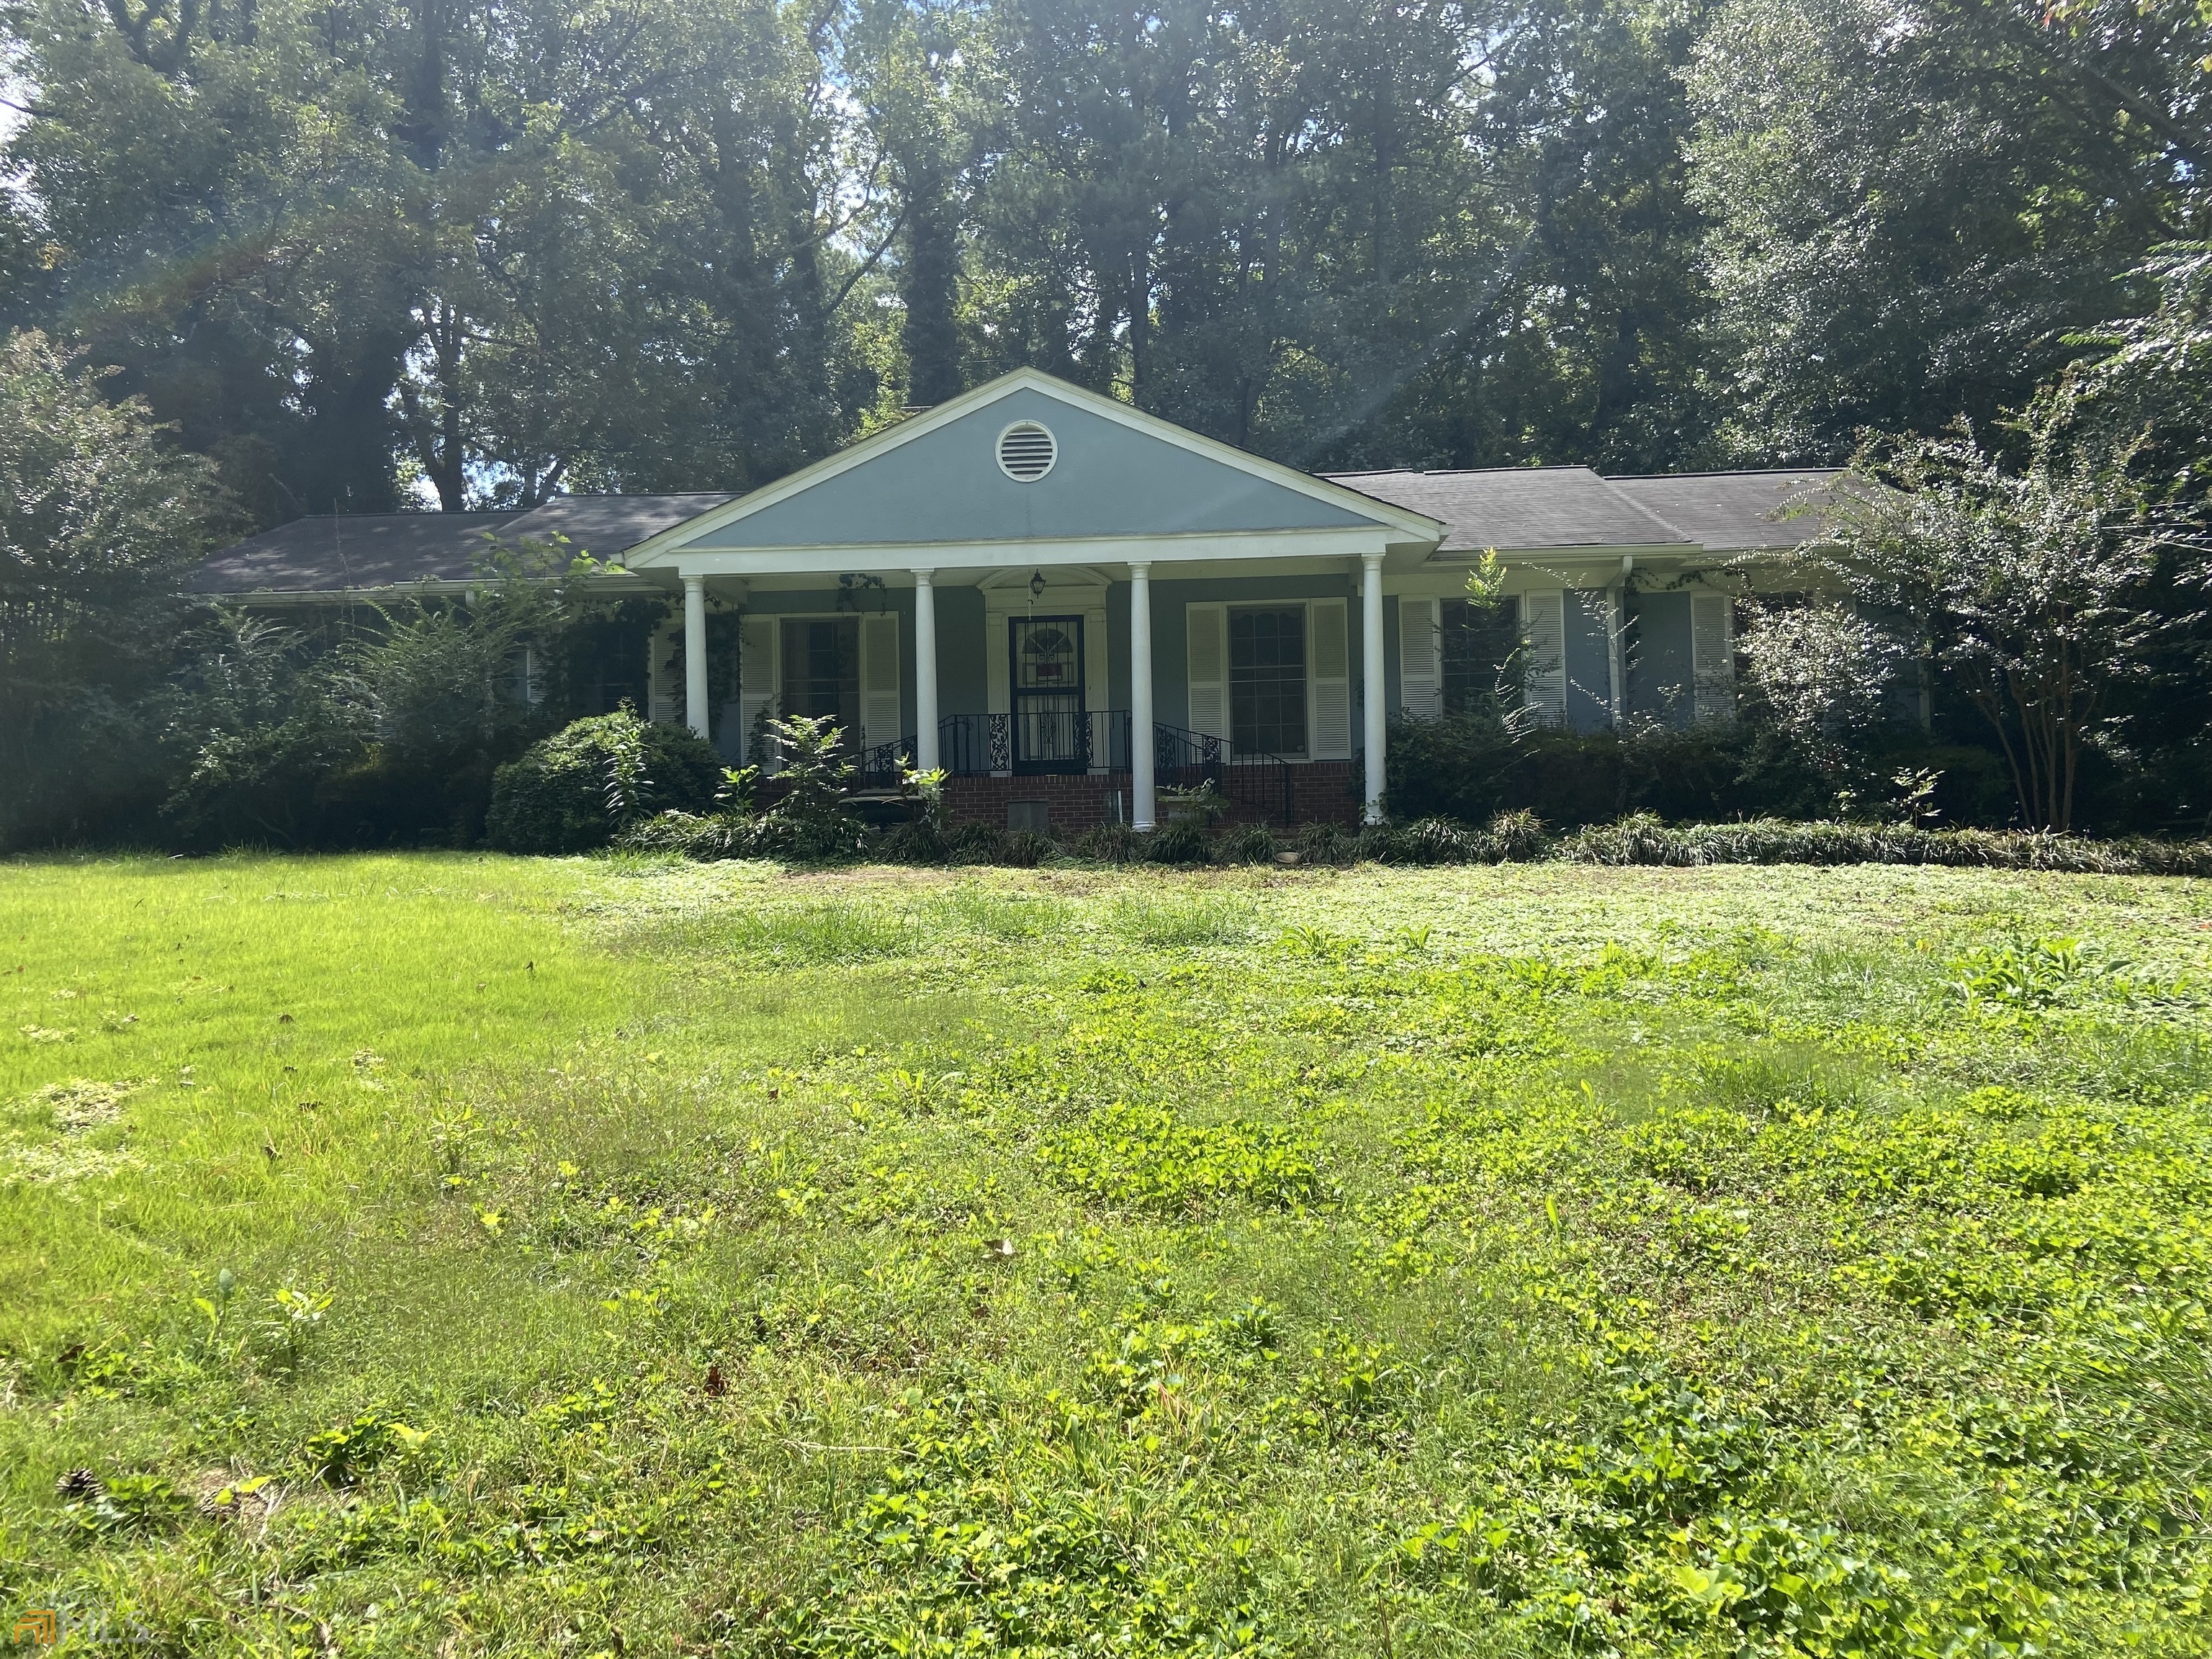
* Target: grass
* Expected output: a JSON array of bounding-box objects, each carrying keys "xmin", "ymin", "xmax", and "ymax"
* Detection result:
[{"xmin": 3, "ymin": 853, "xmax": 2212, "ymax": 1655}]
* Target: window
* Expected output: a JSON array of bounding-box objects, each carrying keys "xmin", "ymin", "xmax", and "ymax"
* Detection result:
[
  {"xmin": 1441, "ymin": 595, "xmax": 1522, "ymax": 715},
  {"xmin": 1229, "ymin": 606, "xmax": 1307, "ymax": 756},
  {"xmin": 780, "ymin": 616, "xmax": 860, "ymax": 737}
]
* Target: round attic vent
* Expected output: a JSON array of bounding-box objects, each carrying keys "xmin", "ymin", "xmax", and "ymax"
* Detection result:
[{"xmin": 997, "ymin": 421, "xmax": 1058, "ymax": 482}]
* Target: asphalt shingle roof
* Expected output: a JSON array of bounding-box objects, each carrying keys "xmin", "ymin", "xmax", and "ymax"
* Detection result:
[
  {"xmin": 1321, "ymin": 467, "xmax": 1688, "ymax": 552},
  {"xmin": 498, "ymin": 493, "xmax": 737, "ymax": 557},
  {"xmin": 192, "ymin": 472, "xmax": 1851, "ymax": 597},
  {"xmin": 191, "ymin": 495, "xmax": 737, "ymax": 595},
  {"xmin": 1602, "ymin": 470, "xmax": 1849, "ymax": 552},
  {"xmin": 191, "ymin": 513, "xmax": 517, "ymax": 595}
]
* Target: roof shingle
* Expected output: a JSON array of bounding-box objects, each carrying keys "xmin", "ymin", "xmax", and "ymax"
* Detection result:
[{"xmin": 1321, "ymin": 467, "xmax": 1688, "ymax": 552}]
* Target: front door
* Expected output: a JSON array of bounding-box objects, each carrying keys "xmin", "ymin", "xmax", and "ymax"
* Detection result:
[{"xmin": 1010, "ymin": 616, "xmax": 1086, "ymax": 773}]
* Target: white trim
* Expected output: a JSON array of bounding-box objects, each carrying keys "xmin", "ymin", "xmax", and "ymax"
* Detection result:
[
  {"xmin": 660, "ymin": 525, "xmax": 1401, "ymax": 580},
  {"xmin": 621, "ymin": 368, "xmax": 1443, "ymax": 567},
  {"xmin": 984, "ymin": 570, "xmax": 1109, "ymax": 718}
]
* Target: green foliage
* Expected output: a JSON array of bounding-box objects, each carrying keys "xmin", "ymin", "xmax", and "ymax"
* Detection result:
[
  {"xmin": 297, "ymin": 1413, "xmax": 432, "ymax": 1487},
  {"xmin": 1038, "ymin": 1104, "xmax": 1323, "ymax": 1210},
  {"xmin": 63, "ymin": 1472, "xmax": 189, "ymax": 1536},
  {"xmin": 486, "ymin": 707, "xmax": 723, "ymax": 854},
  {"xmin": 1818, "ymin": 419, "xmax": 2208, "ymax": 831},
  {"xmin": 763, "ymin": 714, "xmax": 864, "ymax": 859},
  {"xmin": 0, "ymin": 331, "xmax": 230, "ymax": 846}
]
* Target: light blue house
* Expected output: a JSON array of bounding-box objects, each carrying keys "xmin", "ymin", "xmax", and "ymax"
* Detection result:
[{"xmin": 197, "ymin": 369, "xmax": 1842, "ymax": 830}]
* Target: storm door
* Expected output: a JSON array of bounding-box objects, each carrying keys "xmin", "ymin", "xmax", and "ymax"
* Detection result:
[{"xmin": 1009, "ymin": 616, "xmax": 1087, "ymax": 773}]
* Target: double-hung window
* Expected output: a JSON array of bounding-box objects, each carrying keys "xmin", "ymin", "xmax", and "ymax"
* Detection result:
[
  {"xmin": 1228, "ymin": 606, "xmax": 1308, "ymax": 757},
  {"xmin": 780, "ymin": 616, "xmax": 860, "ymax": 738},
  {"xmin": 1440, "ymin": 596, "xmax": 1523, "ymax": 715}
]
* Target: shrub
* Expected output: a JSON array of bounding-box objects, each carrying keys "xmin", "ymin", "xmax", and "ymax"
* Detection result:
[
  {"xmin": 763, "ymin": 714, "xmax": 863, "ymax": 858},
  {"xmin": 1553, "ymin": 815, "xmax": 2212, "ymax": 873},
  {"xmin": 1219, "ymin": 824, "xmax": 1279, "ymax": 864},
  {"xmin": 1002, "ymin": 829, "xmax": 1058, "ymax": 867},
  {"xmin": 486, "ymin": 708, "xmax": 724, "ymax": 853},
  {"xmin": 947, "ymin": 820, "xmax": 1007, "ymax": 863},
  {"xmin": 616, "ymin": 809, "xmax": 770, "ymax": 859},
  {"xmin": 1382, "ymin": 711, "xmax": 2031, "ymax": 830},
  {"xmin": 878, "ymin": 817, "xmax": 951, "ymax": 864},
  {"xmin": 1072, "ymin": 821, "xmax": 1144, "ymax": 863},
  {"xmin": 1293, "ymin": 822, "xmax": 1357, "ymax": 865},
  {"xmin": 1147, "ymin": 820, "xmax": 1212, "ymax": 864}
]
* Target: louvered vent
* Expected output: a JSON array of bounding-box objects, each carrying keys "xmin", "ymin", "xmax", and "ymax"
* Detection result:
[{"xmin": 997, "ymin": 421, "xmax": 1058, "ymax": 482}]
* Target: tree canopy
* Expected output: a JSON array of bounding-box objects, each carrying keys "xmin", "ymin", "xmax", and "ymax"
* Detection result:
[{"xmin": 6, "ymin": 0, "xmax": 2200, "ymax": 520}]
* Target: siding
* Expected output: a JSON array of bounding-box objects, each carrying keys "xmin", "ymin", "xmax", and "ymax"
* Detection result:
[{"xmin": 693, "ymin": 388, "xmax": 1382, "ymax": 549}]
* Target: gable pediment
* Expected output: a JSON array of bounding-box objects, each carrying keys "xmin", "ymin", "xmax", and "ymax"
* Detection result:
[{"xmin": 632, "ymin": 373, "xmax": 1431, "ymax": 562}]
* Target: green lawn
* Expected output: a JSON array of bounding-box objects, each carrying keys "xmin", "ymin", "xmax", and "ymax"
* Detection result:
[{"xmin": 4, "ymin": 854, "xmax": 2211, "ymax": 1656}]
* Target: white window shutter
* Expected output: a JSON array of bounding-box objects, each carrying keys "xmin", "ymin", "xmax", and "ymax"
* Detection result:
[
  {"xmin": 1310, "ymin": 598, "xmax": 1352, "ymax": 759},
  {"xmin": 861, "ymin": 613, "xmax": 902, "ymax": 750},
  {"xmin": 1186, "ymin": 603, "xmax": 1228, "ymax": 739},
  {"xmin": 1691, "ymin": 593, "xmax": 1736, "ymax": 724},
  {"xmin": 737, "ymin": 613, "xmax": 778, "ymax": 768},
  {"xmin": 1398, "ymin": 595, "xmax": 1440, "ymax": 719},
  {"xmin": 647, "ymin": 617, "xmax": 683, "ymax": 727},
  {"xmin": 1521, "ymin": 588, "xmax": 1568, "ymax": 726}
]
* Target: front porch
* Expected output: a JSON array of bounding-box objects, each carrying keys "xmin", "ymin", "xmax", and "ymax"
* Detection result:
[{"xmin": 651, "ymin": 560, "xmax": 1397, "ymax": 831}]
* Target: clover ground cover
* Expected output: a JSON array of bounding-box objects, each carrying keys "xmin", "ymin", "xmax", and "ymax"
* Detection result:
[{"xmin": 3, "ymin": 853, "xmax": 2211, "ymax": 1655}]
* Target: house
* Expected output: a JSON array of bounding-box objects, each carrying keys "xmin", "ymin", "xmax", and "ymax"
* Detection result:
[{"xmin": 195, "ymin": 369, "xmax": 1843, "ymax": 830}]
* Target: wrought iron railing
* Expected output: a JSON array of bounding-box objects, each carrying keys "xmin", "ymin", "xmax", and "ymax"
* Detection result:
[
  {"xmin": 936, "ymin": 711, "xmax": 1133, "ymax": 776},
  {"xmin": 853, "ymin": 736, "xmax": 918, "ymax": 788},
  {"xmin": 1152, "ymin": 721, "xmax": 1298, "ymax": 827},
  {"xmin": 842, "ymin": 714, "xmax": 1298, "ymax": 824}
]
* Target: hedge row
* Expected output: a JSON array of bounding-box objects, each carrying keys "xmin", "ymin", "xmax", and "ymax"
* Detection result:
[{"xmin": 616, "ymin": 806, "xmax": 2212, "ymax": 876}]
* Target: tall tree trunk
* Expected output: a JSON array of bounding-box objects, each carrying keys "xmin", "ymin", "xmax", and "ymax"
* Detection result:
[{"xmin": 902, "ymin": 171, "xmax": 962, "ymax": 406}]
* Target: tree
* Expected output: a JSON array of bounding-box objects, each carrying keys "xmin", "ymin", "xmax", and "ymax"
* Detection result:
[
  {"xmin": 1818, "ymin": 421, "xmax": 2204, "ymax": 830},
  {"xmin": 1737, "ymin": 603, "xmax": 1903, "ymax": 754},
  {"xmin": 1685, "ymin": 0, "xmax": 2200, "ymax": 461},
  {"xmin": 0, "ymin": 330, "xmax": 229, "ymax": 842}
]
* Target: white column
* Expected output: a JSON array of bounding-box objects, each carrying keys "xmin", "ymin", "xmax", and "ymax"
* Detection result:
[
  {"xmin": 1130, "ymin": 562, "xmax": 1156, "ymax": 830},
  {"xmin": 914, "ymin": 569, "xmax": 940, "ymax": 772},
  {"xmin": 682, "ymin": 574, "xmax": 709, "ymax": 740},
  {"xmin": 1362, "ymin": 553, "xmax": 1386, "ymax": 824}
]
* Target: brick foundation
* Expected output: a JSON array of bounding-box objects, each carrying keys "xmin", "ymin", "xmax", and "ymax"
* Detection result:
[{"xmin": 760, "ymin": 763, "xmax": 1366, "ymax": 832}]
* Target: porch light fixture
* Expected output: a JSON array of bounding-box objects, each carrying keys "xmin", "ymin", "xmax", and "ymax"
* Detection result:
[
  {"xmin": 1030, "ymin": 569, "xmax": 1047, "ymax": 600},
  {"xmin": 997, "ymin": 421, "xmax": 1057, "ymax": 481}
]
